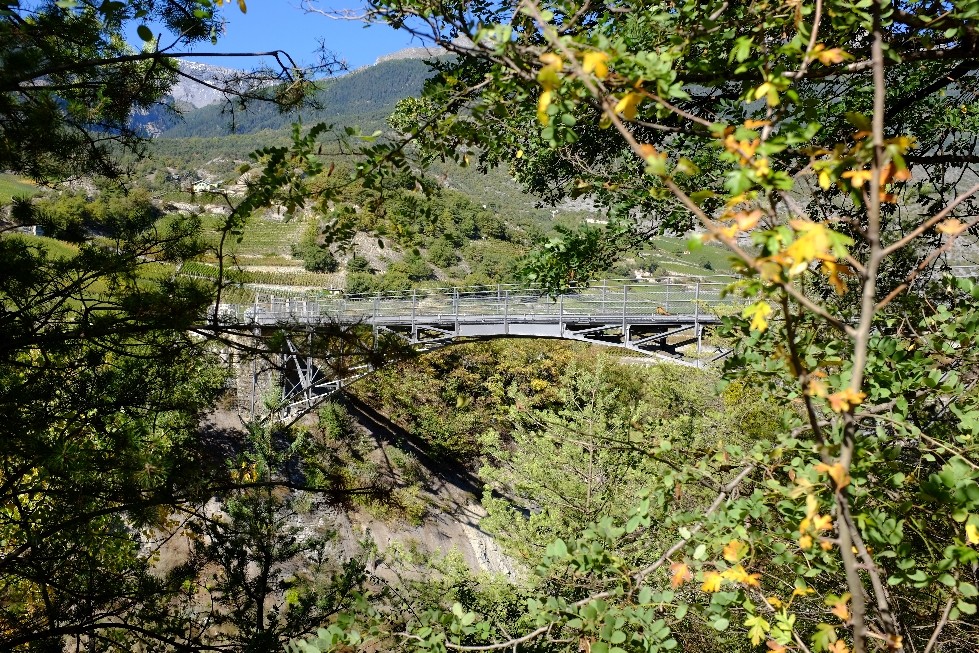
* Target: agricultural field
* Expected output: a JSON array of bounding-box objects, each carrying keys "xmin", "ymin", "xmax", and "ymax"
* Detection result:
[
  {"xmin": 198, "ymin": 212, "xmax": 311, "ymax": 263},
  {"xmin": 634, "ymin": 235, "xmax": 739, "ymax": 277},
  {"xmin": 180, "ymin": 260, "xmax": 341, "ymax": 289}
]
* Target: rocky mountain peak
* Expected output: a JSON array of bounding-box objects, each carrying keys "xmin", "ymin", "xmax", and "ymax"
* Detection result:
[{"xmin": 170, "ymin": 61, "xmax": 241, "ymax": 108}]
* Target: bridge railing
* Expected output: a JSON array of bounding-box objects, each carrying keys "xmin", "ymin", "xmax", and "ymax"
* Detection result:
[{"xmin": 235, "ymin": 278, "xmax": 744, "ymax": 325}]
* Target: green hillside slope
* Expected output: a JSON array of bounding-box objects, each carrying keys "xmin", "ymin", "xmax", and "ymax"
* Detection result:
[{"xmin": 161, "ymin": 58, "xmax": 437, "ymax": 138}]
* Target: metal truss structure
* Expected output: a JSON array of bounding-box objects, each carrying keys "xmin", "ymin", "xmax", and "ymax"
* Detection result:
[{"xmin": 225, "ymin": 279, "xmax": 743, "ymax": 422}]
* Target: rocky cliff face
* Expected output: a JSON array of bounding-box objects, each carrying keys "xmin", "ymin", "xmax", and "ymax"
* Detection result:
[{"xmin": 170, "ymin": 61, "xmax": 243, "ymax": 108}]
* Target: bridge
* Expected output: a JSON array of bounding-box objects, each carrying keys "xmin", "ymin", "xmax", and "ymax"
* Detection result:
[
  {"xmin": 219, "ymin": 278, "xmax": 743, "ymax": 420},
  {"xmin": 222, "ymin": 264, "xmax": 979, "ymax": 420}
]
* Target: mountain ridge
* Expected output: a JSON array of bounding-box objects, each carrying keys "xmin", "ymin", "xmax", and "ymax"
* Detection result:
[{"xmin": 158, "ymin": 57, "xmax": 436, "ymax": 138}]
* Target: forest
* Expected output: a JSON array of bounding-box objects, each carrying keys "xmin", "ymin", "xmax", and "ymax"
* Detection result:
[{"xmin": 1, "ymin": 0, "xmax": 979, "ymax": 652}]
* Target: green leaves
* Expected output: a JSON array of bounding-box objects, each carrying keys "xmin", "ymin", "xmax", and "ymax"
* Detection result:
[{"xmin": 277, "ymin": 0, "xmax": 979, "ymax": 652}]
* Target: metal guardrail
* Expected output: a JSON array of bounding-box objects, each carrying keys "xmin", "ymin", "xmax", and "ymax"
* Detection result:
[
  {"xmin": 218, "ymin": 265, "xmax": 979, "ymax": 328},
  {"xmin": 224, "ymin": 279, "xmax": 742, "ymax": 327}
]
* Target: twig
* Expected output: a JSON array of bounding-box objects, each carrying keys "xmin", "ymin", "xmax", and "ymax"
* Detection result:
[
  {"xmin": 923, "ymin": 597, "xmax": 954, "ymax": 653},
  {"xmin": 881, "ymin": 182, "xmax": 979, "ymax": 257}
]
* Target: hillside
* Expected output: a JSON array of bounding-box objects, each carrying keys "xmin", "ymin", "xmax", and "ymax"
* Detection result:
[
  {"xmin": 160, "ymin": 58, "xmax": 437, "ymax": 138},
  {"xmin": 119, "ymin": 54, "xmax": 737, "ymax": 295}
]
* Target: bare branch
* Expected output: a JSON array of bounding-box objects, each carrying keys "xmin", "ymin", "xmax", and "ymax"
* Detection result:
[
  {"xmin": 880, "ymin": 181, "xmax": 979, "ymax": 257},
  {"xmin": 923, "ymin": 597, "xmax": 955, "ymax": 653}
]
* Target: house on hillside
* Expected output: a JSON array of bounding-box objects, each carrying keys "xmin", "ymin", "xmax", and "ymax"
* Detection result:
[{"xmin": 192, "ymin": 180, "xmax": 219, "ymax": 193}]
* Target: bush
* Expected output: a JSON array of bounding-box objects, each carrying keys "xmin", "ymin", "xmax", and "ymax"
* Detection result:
[
  {"xmin": 345, "ymin": 272, "xmax": 378, "ymax": 295},
  {"xmin": 291, "ymin": 239, "xmax": 339, "ymax": 273},
  {"xmin": 426, "ymin": 238, "xmax": 459, "ymax": 268},
  {"xmin": 388, "ymin": 253, "xmax": 431, "ymax": 281},
  {"xmin": 347, "ymin": 255, "xmax": 371, "ymax": 273}
]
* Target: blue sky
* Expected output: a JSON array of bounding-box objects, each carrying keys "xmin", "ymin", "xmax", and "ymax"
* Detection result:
[{"xmin": 148, "ymin": 3, "xmax": 427, "ymax": 73}]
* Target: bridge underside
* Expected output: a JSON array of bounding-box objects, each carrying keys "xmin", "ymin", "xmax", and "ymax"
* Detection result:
[{"xmin": 377, "ymin": 314, "xmax": 718, "ymax": 356}]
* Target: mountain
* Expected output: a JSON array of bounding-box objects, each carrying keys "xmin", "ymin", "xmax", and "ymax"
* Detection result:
[
  {"xmin": 131, "ymin": 61, "xmax": 254, "ymax": 136},
  {"xmin": 375, "ymin": 46, "xmax": 445, "ymax": 64},
  {"xmin": 170, "ymin": 61, "xmax": 243, "ymax": 108},
  {"xmin": 158, "ymin": 57, "xmax": 438, "ymax": 138}
]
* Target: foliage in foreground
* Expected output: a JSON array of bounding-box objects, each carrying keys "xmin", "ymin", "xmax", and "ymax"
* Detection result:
[
  {"xmin": 293, "ymin": 0, "xmax": 979, "ymax": 651},
  {"xmin": 0, "ymin": 2, "xmax": 355, "ymax": 648}
]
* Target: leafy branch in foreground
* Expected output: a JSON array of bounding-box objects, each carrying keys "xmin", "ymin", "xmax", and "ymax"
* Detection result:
[{"xmin": 293, "ymin": 0, "xmax": 979, "ymax": 651}]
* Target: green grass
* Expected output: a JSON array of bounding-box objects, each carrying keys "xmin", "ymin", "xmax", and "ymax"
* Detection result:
[
  {"xmin": 0, "ymin": 174, "xmax": 38, "ymax": 203},
  {"xmin": 9, "ymin": 233, "xmax": 79, "ymax": 258}
]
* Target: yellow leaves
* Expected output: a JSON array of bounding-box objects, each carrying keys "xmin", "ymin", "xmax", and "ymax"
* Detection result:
[
  {"xmin": 806, "ymin": 372, "xmax": 829, "ymax": 398},
  {"xmin": 810, "ymin": 43, "xmax": 852, "ymax": 65},
  {"xmin": 799, "ymin": 493, "xmax": 834, "ymax": 548},
  {"xmin": 614, "ymin": 92, "xmax": 643, "ymax": 120},
  {"xmin": 723, "ymin": 539, "xmax": 748, "ymax": 563},
  {"xmin": 722, "ymin": 564, "xmax": 761, "ymax": 587},
  {"xmin": 966, "ymin": 523, "xmax": 979, "ymax": 545},
  {"xmin": 742, "ymin": 301, "xmax": 773, "ymax": 332},
  {"xmin": 814, "ymin": 133, "xmax": 915, "ymax": 196},
  {"xmin": 233, "ymin": 462, "xmax": 259, "ymax": 484},
  {"xmin": 827, "ymin": 593, "xmax": 851, "ymax": 622},
  {"xmin": 537, "ymin": 90, "xmax": 554, "ymax": 125},
  {"xmin": 937, "ymin": 218, "xmax": 968, "ymax": 236},
  {"xmin": 886, "ymin": 134, "xmax": 917, "ymax": 155},
  {"xmin": 539, "ymin": 53, "xmax": 563, "ymax": 80},
  {"xmin": 582, "ymin": 51, "xmax": 610, "ymax": 79},
  {"xmin": 815, "ymin": 462, "xmax": 851, "ymax": 489},
  {"xmin": 767, "ymin": 596, "xmax": 784, "ymax": 609},
  {"xmin": 818, "ymin": 168, "xmax": 833, "ymax": 191},
  {"xmin": 700, "ymin": 564, "xmax": 761, "ymax": 593},
  {"xmin": 792, "ymin": 584, "xmax": 815, "ymax": 598},
  {"xmin": 757, "ymin": 217, "xmax": 853, "ymax": 288},
  {"xmin": 753, "ymin": 81, "xmax": 780, "ymax": 107},
  {"xmin": 745, "ymin": 614, "xmax": 771, "ymax": 646},
  {"xmin": 842, "ymin": 168, "xmax": 873, "ymax": 188},
  {"xmin": 827, "ymin": 388, "xmax": 866, "ymax": 413},
  {"xmin": 822, "ymin": 260, "xmax": 853, "ymax": 295},
  {"xmin": 732, "ymin": 209, "xmax": 763, "ymax": 231},
  {"xmin": 701, "ymin": 570, "xmax": 724, "ymax": 592},
  {"xmin": 723, "ymin": 134, "xmax": 761, "ymax": 163},
  {"xmin": 828, "ymin": 640, "xmax": 850, "ymax": 653},
  {"xmin": 670, "ymin": 562, "xmax": 693, "ymax": 588},
  {"xmin": 782, "ymin": 219, "xmax": 832, "ymax": 276},
  {"xmin": 536, "ymin": 53, "xmax": 564, "ymax": 125},
  {"xmin": 758, "ymin": 260, "xmax": 784, "ymax": 283},
  {"xmin": 745, "ymin": 119, "xmax": 771, "ymax": 130}
]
